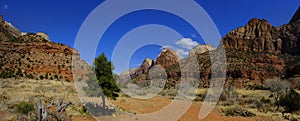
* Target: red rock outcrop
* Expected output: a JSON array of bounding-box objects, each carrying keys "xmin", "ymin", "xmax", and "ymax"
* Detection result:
[
  {"xmin": 222, "ymin": 18, "xmax": 282, "ymax": 54},
  {"xmin": 127, "ymin": 7, "xmax": 300, "ymax": 88},
  {"xmin": 0, "ymin": 17, "xmax": 90, "ymax": 82},
  {"xmin": 155, "ymin": 48, "xmax": 180, "ymax": 69}
]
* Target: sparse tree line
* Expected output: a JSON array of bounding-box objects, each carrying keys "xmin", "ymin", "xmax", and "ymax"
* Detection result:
[{"xmin": 0, "ymin": 68, "xmax": 67, "ymax": 81}]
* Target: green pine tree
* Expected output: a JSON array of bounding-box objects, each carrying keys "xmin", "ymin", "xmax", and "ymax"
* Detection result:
[
  {"xmin": 86, "ymin": 53, "xmax": 120, "ymax": 100},
  {"xmin": 95, "ymin": 53, "xmax": 120, "ymax": 99}
]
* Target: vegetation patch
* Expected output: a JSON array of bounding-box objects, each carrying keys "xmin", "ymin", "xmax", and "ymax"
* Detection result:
[
  {"xmin": 16, "ymin": 101, "xmax": 34, "ymax": 115},
  {"xmin": 222, "ymin": 106, "xmax": 256, "ymax": 117}
]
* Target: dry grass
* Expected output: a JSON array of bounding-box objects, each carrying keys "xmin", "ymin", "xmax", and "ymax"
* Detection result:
[
  {"xmin": 0, "ymin": 78, "xmax": 85, "ymax": 120},
  {"xmin": 1, "ymin": 78, "xmax": 300, "ymax": 121},
  {"xmin": 107, "ymin": 88, "xmax": 300, "ymax": 120}
]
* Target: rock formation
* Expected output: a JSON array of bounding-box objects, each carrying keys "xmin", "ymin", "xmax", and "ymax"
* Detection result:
[
  {"xmin": 189, "ymin": 44, "xmax": 215, "ymax": 56},
  {"xmin": 222, "ymin": 18, "xmax": 281, "ymax": 54},
  {"xmin": 0, "ymin": 17, "xmax": 90, "ymax": 82},
  {"xmin": 127, "ymin": 7, "xmax": 300, "ymax": 88},
  {"xmin": 36, "ymin": 32, "xmax": 50, "ymax": 41},
  {"xmin": 155, "ymin": 48, "xmax": 181, "ymax": 69}
]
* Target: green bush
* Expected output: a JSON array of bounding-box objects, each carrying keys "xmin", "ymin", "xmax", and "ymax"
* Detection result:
[
  {"xmin": 39, "ymin": 75, "xmax": 44, "ymax": 80},
  {"xmin": 16, "ymin": 68, "xmax": 23, "ymax": 78},
  {"xmin": 54, "ymin": 74, "xmax": 59, "ymax": 79},
  {"xmin": 279, "ymin": 89, "xmax": 300, "ymax": 113},
  {"xmin": 45, "ymin": 73, "xmax": 48, "ymax": 79},
  {"xmin": 16, "ymin": 101, "xmax": 34, "ymax": 115},
  {"xmin": 27, "ymin": 74, "xmax": 34, "ymax": 79}
]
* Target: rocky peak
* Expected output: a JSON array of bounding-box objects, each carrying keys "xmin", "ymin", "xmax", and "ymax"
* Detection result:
[
  {"xmin": 227, "ymin": 18, "xmax": 274, "ymax": 40},
  {"xmin": 223, "ymin": 9, "xmax": 300, "ymax": 55},
  {"xmin": 290, "ymin": 7, "xmax": 300, "ymax": 23},
  {"xmin": 156, "ymin": 48, "xmax": 180, "ymax": 69},
  {"xmin": 139, "ymin": 58, "xmax": 153, "ymax": 74},
  {"xmin": 189, "ymin": 44, "xmax": 215, "ymax": 56},
  {"xmin": 36, "ymin": 32, "xmax": 50, "ymax": 42},
  {"xmin": 222, "ymin": 18, "xmax": 282, "ymax": 54},
  {"xmin": 129, "ymin": 48, "xmax": 181, "ymax": 80},
  {"xmin": 142, "ymin": 58, "xmax": 153, "ymax": 67}
]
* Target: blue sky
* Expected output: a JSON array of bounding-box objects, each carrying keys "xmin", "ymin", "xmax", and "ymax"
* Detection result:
[{"xmin": 0, "ymin": 0, "xmax": 299, "ymax": 73}]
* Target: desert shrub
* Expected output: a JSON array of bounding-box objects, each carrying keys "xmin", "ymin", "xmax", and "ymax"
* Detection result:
[
  {"xmin": 79, "ymin": 105, "xmax": 89, "ymax": 115},
  {"xmin": 220, "ymin": 87, "xmax": 239, "ymax": 101},
  {"xmin": 194, "ymin": 93, "xmax": 205, "ymax": 102},
  {"xmin": 16, "ymin": 68, "xmax": 23, "ymax": 78},
  {"xmin": 45, "ymin": 73, "xmax": 48, "ymax": 79},
  {"xmin": 261, "ymin": 97, "xmax": 271, "ymax": 104},
  {"xmin": 54, "ymin": 74, "xmax": 59, "ymax": 79},
  {"xmin": 266, "ymin": 78, "xmax": 290, "ymax": 111},
  {"xmin": 39, "ymin": 75, "xmax": 44, "ymax": 80},
  {"xmin": 279, "ymin": 89, "xmax": 300, "ymax": 114},
  {"xmin": 0, "ymin": 69, "xmax": 15, "ymax": 78},
  {"xmin": 222, "ymin": 106, "xmax": 256, "ymax": 117},
  {"xmin": 27, "ymin": 74, "xmax": 34, "ymax": 79},
  {"xmin": 16, "ymin": 101, "xmax": 34, "ymax": 115},
  {"xmin": 248, "ymin": 84, "xmax": 269, "ymax": 90}
]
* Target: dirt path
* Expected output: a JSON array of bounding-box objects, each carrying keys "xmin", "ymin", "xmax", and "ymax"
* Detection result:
[
  {"xmin": 86, "ymin": 96, "xmax": 272, "ymax": 121},
  {"xmin": 179, "ymin": 103, "xmax": 270, "ymax": 121}
]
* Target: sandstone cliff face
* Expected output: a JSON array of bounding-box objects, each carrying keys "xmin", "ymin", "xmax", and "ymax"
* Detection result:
[
  {"xmin": 0, "ymin": 42, "xmax": 90, "ymax": 81},
  {"xmin": 128, "ymin": 48, "xmax": 181, "ymax": 85},
  {"xmin": 126, "ymin": 8, "xmax": 300, "ymax": 88},
  {"xmin": 223, "ymin": 15, "xmax": 300, "ymax": 56},
  {"xmin": 133, "ymin": 58, "xmax": 153, "ymax": 76},
  {"xmin": 0, "ymin": 18, "xmax": 90, "ymax": 82},
  {"xmin": 222, "ymin": 18, "xmax": 282, "ymax": 54},
  {"xmin": 279, "ymin": 20, "xmax": 300, "ymax": 55},
  {"xmin": 219, "ymin": 8, "xmax": 300, "ymax": 87},
  {"xmin": 155, "ymin": 48, "xmax": 180, "ymax": 69},
  {"xmin": 189, "ymin": 44, "xmax": 215, "ymax": 56}
]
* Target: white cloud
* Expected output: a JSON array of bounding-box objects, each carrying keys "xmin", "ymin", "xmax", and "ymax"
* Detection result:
[
  {"xmin": 174, "ymin": 48, "xmax": 189, "ymax": 56},
  {"xmin": 2, "ymin": 5, "xmax": 8, "ymax": 10},
  {"xmin": 160, "ymin": 38, "xmax": 199, "ymax": 57},
  {"xmin": 175, "ymin": 38, "xmax": 198, "ymax": 50}
]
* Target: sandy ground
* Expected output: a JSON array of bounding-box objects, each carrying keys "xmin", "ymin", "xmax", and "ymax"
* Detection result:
[
  {"xmin": 0, "ymin": 78, "xmax": 298, "ymax": 121},
  {"xmin": 92, "ymin": 96, "xmax": 277, "ymax": 121}
]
